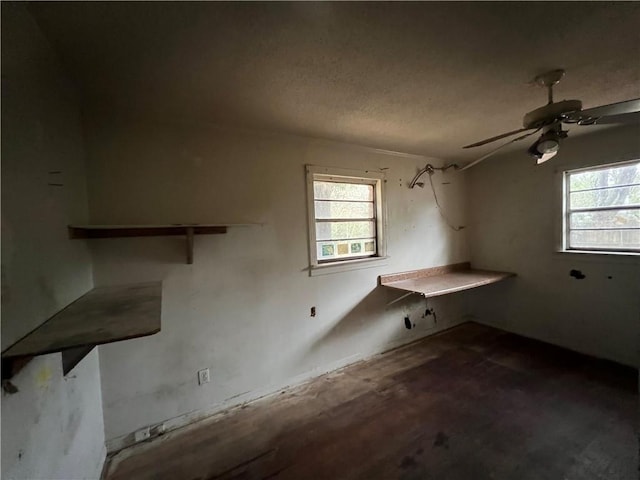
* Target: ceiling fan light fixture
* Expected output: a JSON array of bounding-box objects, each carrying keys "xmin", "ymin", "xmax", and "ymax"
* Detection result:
[
  {"xmin": 536, "ymin": 151, "xmax": 558, "ymax": 165},
  {"xmin": 528, "ymin": 128, "xmax": 564, "ymax": 163},
  {"xmin": 536, "ymin": 137, "xmax": 560, "ymax": 154}
]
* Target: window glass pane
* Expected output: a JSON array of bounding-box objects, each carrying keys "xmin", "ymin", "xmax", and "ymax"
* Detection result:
[
  {"xmin": 570, "ymin": 209, "xmax": 640, "ymax": 229},
  {"xmin": 569, "ymin": 163, "xmax": 640, "ymax": 192},
  {"xmin": 570, "ymin": 185, "xmax": 640, "ymax": 209},
  {"xmin": 309, "ymin": 172, "xmax": 383, "ymax": 265},
  {"xmin": 315, "ymin": 200, "xmax": 374, "ymax": 219},
  {"xmin": 314, "ymin": 181, "xmax": 373, "ymax": 201},
  {"xmin": 569, "ymin": 229, "xmax": 640, "ymax": 250},
  {"xmin": 317, "ymin": 239, "xmax": 376, "ymax": 261},
  {"xmin": 316, "ymin": 221, "xmax": 375, "ymax": 241},
  {"xmin": 565, "ymin": 161, "xmax": 640, "ymax": 253}
]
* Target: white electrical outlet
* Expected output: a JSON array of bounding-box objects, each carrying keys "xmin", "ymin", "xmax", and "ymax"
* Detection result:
[
  {"xmin": 134, "ymin": 426, "xmax": 150, "ymax": 443},
  {"xmin": 197, "ymin": 368, "xmax": 210, "ymax": 385},
  {"xmin": 150, "ymin": 423, "xmax": 166, "ymax": 437}
]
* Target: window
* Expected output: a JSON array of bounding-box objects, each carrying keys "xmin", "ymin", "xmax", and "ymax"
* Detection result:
[
  {"xmin": 306, "ymin": 165, "xmax": 386, "ymax": 270},
  {"xmin": 563, "ymin": 159, "xmax": 640, "ymax": 253}
]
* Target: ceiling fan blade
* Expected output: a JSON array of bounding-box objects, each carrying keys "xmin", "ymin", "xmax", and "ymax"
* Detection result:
[
  {"xmin": 582, "ymin": 111, "xmax": 640, "ymax": 125},
  {"xmin": 564, "ymin": 98, "xmax": 640, "ymax": 124},
  {"xmin": 463, "ymin": 127, "xmax": 534, "ymax": 149},
  {"xmin": 581, "ymin": 98, "xmax": 640, "ymax": 118},
  {"xmin": 458, "ymin": 128, "xmax": 541, "ymax": 171}
]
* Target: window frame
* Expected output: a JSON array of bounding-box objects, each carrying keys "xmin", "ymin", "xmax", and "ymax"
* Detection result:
[
  {"xmin": 562, "ymin": 159, "xmax": 640, "ymax": 254},
  {"xmin": 306, "ymin": 165, "xmax": 387, "ymax": 274}
]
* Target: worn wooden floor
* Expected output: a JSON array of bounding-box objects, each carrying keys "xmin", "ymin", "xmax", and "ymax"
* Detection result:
[{"xmin": 105, "ymin": 323, "xmax": 638, "ymax": 480}]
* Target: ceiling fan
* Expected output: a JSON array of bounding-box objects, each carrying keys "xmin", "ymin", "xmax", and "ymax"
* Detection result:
[{"xmin": 461, "ymin": 69, "xmax": 640, "ymax": 169}]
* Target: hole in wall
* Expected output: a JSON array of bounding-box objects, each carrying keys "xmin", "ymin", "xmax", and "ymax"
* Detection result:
[{"xmin": 569, "ymin": 269, "xmax": 586, "ymax": 280}]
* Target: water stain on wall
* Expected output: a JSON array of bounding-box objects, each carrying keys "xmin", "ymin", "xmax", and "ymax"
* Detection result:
[{"xmin": 35, "ymin": 365, "xmax": 53, "ymax": 388}]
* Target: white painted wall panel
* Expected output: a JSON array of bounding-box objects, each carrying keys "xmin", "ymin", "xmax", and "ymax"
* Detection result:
[
  {"xmin": 84, "ymin": 119, "xmax": 471, "ymax": 446},
  {"xmin": 1, "ymin": 4, "xmax": 106, "ymax": 478},
  {"xmin": 467, "ymin": 125, "xmax": 640, "ymax": 367}
]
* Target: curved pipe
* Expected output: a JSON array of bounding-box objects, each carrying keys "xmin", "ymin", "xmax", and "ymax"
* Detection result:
[
  {"xmin": 409, "ymin": 163, "xmax": 459, "ymax": 188},
  {"xmin": 408, "ymin": 164, "xmax": 433, "ymax": 189}
]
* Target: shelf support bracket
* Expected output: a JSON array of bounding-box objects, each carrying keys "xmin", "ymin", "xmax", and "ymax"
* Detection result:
[
  {"xmin": 386, "ymin": 291, "xmax": 420, "ymax": 307},
  {"xmin": 2, "ymin": 355, "xmax": 32, "ymax": 378},
  {"xmin": 61, "ymin": 345, "xmax": 95, "ymax": 375},
  {"xmin": 186, "ymin": 227, "xmax": 194, "ymax": 264}
]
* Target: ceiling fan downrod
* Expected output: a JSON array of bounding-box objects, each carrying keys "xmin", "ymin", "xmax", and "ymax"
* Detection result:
[{"xmin": 534, "ymin": 69, "xmax": 565, "ymax": 105}]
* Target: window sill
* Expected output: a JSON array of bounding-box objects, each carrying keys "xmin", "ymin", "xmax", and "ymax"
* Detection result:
[
  {"xmin": 558, "ymin": 249, "xmax": 639, "ymax": 256},
  {"xmin": 309, "ymin": 256, "xmax": 389, "ymax": 276},
  {"xmin": 554, "ymin": 249, "xmax": 640, "ymax": 265}
]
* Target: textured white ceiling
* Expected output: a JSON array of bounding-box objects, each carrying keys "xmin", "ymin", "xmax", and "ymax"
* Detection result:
[{"xmin": 29, "ymin": 2, "xmax": 640, "ymax": 163}]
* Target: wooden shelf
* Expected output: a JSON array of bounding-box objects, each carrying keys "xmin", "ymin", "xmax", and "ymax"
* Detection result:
[
  {"xmin": 69, "ymin": 224, "xmax": 258, "ymax": 264},
  {"xmin": 2, "ymin": 282, "xmax": 162, "ymax": 377},
  {"xmin": 68, "ymin": 224, "xmax": 235, "ymax": 238},
  {"xmin": 380, "ymin": 262, "xmax": 515, "ymax": 301}
]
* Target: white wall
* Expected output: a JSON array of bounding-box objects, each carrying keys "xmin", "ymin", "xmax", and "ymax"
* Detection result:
[
  {"xmin": 467, "ymin": 125, "xmax": 640, "ymax": 367},
  {"xmin": 1, "ymin": 4, "xmax": 106, "ymax": 478},
  {"xmin": 83, "ymin": 117, "xmax": 472, "ymax": 448}
]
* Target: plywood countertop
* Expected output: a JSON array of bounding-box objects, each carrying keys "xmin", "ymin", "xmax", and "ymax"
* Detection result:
[{"xmin": 2, "ymin": 282, "xmax": 162, "ymax": 358}]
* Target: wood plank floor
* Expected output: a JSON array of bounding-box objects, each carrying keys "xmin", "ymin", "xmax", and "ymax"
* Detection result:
[{"xmin": 105, "ymin": 323, "xmax": 638, "ymax": 480}]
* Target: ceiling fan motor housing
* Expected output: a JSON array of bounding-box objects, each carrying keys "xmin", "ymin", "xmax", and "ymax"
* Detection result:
[
  {"xmin": 523, "ymin": 99, "xmax": 583, "ymax": 129},
  {"xmin": 461, "ymin": 68, "xmax": 640, "ymax": 168}
]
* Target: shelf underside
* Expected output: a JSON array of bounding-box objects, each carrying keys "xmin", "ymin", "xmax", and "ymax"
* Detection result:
[
  {"xmin": 67, "ymin": 224, "xmax": 261, "ymax": 263},
  {"xmin": 68, "ymin": 224, "xmax": 229, "ymax": 239}
]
